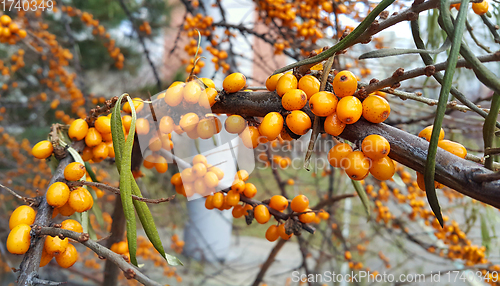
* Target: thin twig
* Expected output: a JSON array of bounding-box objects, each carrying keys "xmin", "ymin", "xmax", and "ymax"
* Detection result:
[
  {"xmin": 37, "ymin": 227, "xmax": 162, "ymax": 286},
  {"xmin": 67, "ymin": 181, "xmax": 175, "ymax": 204}
]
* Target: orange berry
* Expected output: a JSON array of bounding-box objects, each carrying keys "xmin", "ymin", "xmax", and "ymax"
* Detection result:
[
  {"xmin": 269, "ymin": 195, "xmax": 288, "ymax": 211},
  {"xmin": 328, "ymin": 143, "xmax": 353, "ymax": 168},
  {"xmin": 32, "ymin": 140, "xmax": 54, "ymax": 159},
  {"xmin": 266, "ymin": 73, "xmax": 283, "ymax": 91},
  {"xmin": 143, "ymin": 155, "xmax": 156, "ymax": 169},
  {"xmin": 200, "ymin": 78, "xmax": 215, "ymax": 88},
  {"xmin": 123, "ymin": 98, "xmax": 144, "ymax": 113},
  {"xmin": 212, "ymin": 192, "xmax": 224, "ymax": 208},
  {"xmin": 243, "ymin": 182, "xmax": 257, "ymax": 198},
  {"xmin": 318, "ymin": 209, "xmax": 330, "ymax": 220},
  {"xmin": 199, "ymin": 87, "xmax": 218, "ymax": 108},
  {"xmin": 298, "ymin": 75, "xmax": 320, "ymax": 99},
  {"xmin": 85, "ymin": 127, "xmax": 102, "ymax": 147},
  {"xmin": 276, "ymin": 74, "xmax": 298, "ymax": 97},
  {"xmin": 44, "ymin": 235, "xmax": 69, "ymax": 256},
  {"xmin": 192, "ymin": 163, "xmax": 207, "ymax": 177},
  {"xmin": 299, "ymin": 209, "xmax": 316, "ymax": 224},
  {"xmin": 7, "ymin": 224, "xmax": 31, "ymax": 255},
  {"xmin": 324, "ymin": 113, "xmax": 346, "ymax": 136},
  {"xmin": 278, "ymin": 223, "xmax": 292, "ymax": 240},
  {"xmin": 159, "ymin": 116, "xmax": 174, "ymax": 134},
  {"xmin": 472, "ymin": 0, "xmax": 489, "ymax": 15},
  {"xmin": 46, "ymin": 182, "xmax": 70, "ymax": 208},
  {"xmin": 56, "ymin": 201, "xmax": 76, "ymax": 217},
  {"xmin": 136, "ymin": 118, "xmax": 150, "ymax": 135},
  {"xmin": 337, "ymin": 96, "xmax": 362, "ymax": 124},
  {"xmin": 122, "ymin": 115, "xmax": 132, "ymax": 132},
  {"xmin": 92, "ymin": 142, "xmax": 109, "ymax": 161},
  {"xmin": 226, "ymin": 190, "xmax": 241, "ymax": 206},
  {"xmin": 61, "ymin": 219, "xmax": 83, "ymax": 233},
  {"xmin": 369, "ymin": 157, "xmax": 395, "ymax": 181},
  {"xmin": 204, "ymin": 172, "xmax": 219, "ymax": 188},
  {"xmin": 223, "ymin": 73, "xmax": 246, "ymax": 93},
  {"xmin": 55, "ymin": 243, "xmax": 78, "ymax": 268},
  {"xmin": 68, "ymin": 187, "xmax": 93, "ymax": 212},
  {"xmin": 68, "ymin": 119, "xmax": 89, "ymax": 141},
  {"xmin": 265, "ymin": 225, "xmax": 280, "ymax": 242},
  {"xmin": 333, "ymin": 70, "xmax": 357, "ymax": 97},
  {"xmin": 0, "ymin": 15, "xmax": 12, "ymax": 26},
  {"xmin": 148, "ymin": 136, "xmax": 162, "ymax": 152},
  {"xmin": 281, "ymin": 89, "xmax": 307, "ymax": 111},
  {"xmin": 64, "ymin": 162, "xmax": 86, "ymax": 181},
  {"xmin": 345, "ymin": 250, "xmax": 352, "ymax": 260},
  {"xmin": 230, "ymin": 179, "xmax": 244, "ymax": 193},
  {"xmin": 208, "ymin": 166, "xmax": 225, "ymax": 180},
  {"xmin": 164, "ymin": 83, "xmax": 185, "ymax": 106},
  {"xmin": 194, "ymin": 178, "xmax": 207, "ymax": 195},
  {"xmin": 286, "ymin": 110, "xmax": 311, "ymax": 135},
  {"xmin": 235, "ymin": 170, "xmax": 249, "ymax": 181},
  {"xmin": 9, "ymin": 206, "xmax": 36, "ymax": 230},
  {"xmin": 170, "ymin": 173, "xmax": 183, "ymax": 186},
  {"xmin": 259, "ymin": 112, "xmax": 284, "ymax": 140},
  {"xmin": 179, "ymin": 113, "xmax": 199, "ymax": 132},
  {"xmin": 438, "ymin": 140, "xmax": 467, "ymax": 159},
  {"xmin": 362, "ymin": 95, "xmax": 390, "ymax": 123},
  {"xmin": 94, "ymin": 116, "xmax": 111, "ymax": 134},
  {"xmin": 183, "ymin": 80, "xmax": 202, "ymax": 104},
  {"xmin": 154, "ymin": 156, "xmax": 169, "ymax": 173},
  {"xmin": 240, "ymin": 126, "xmax": 261, "ymax": 148},
  {"xmin": 254, "ymin": 204, "xmax": 271, "ymax": 224},
  {"xmin": 193, "ymin": 154, "xmax": 208, "ymax": 165},
  {"xmin": 418, "ymin": 125, "xmax": 445, "ymax": 142},
  {"xmin": 361, "ymin": 134, "xmax": 390, "ymax": 160},
  {"xmin": 205, "ymin": 195, "xmax": 215, "ymax": 209},
  {"xmin": 40, "ymin": 249, "xmax": 53, "ymax": 267},
  {"xmin": 198, "ymin": 117, "xmax": 219, "ymax": 139},
  {"xmin": 342, "ymin": 151, "xmax": 370, "ymax": 180},
  {"xmin": 291, "ymin": 195, "xmax": 309, "ymax": 213},
  {"xmin": 309, "ymin": 91, "xmax": 338, "ymax": 117},
  {"xmin": 181, "ymin": 168, "xmax": 196, "ymax": 183},
  {"xmin": 225, "ymin": 115, "xmax": 246, "ymax": 134}
]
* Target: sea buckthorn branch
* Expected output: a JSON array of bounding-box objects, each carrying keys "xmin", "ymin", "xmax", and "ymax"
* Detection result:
[
  {"xmin": 466, "ymin": 153, "xmax": 500, "ymax": 170},
  {"xmin": 340, "ymin": 119, "xmax": 500, "ymax": 209},
  {"xmin": 66, "ymin": 181, "xmax": 175, "ymax": 204},
  {"xmin": 103, "ymin": 196, "xmax": 127, "ymax": 286},
  {"xmin": 360, "ymin": 52, "xmax": 500, "ymax": 96},
  {"xmin": 466, "ymin": 20, "xmax": 492, "ymax": 53},
  {"xmin": 472, "ymin": 171, "xmax": 500, "ymax": 183},
  {"xmin": 410, "ymin": 19, "xmax": 500, "ymax": 129},
  {"xmin": 117, "ymin": 0, "xmax": 162, "ymax": 91},
  {"xmin": 37, "ymin": 227, "xmax": 162, "ymax": 286},
  {"xmin": 480, "ymin": 14, "xmax": 500, "ymax": 44},
  {"xmin": 0, "ymin": 182, "xmax": 35, "ymax": 203},
  {"xmin": 17, "ymin": 152, "xmax": 75, "ymax": 286}
]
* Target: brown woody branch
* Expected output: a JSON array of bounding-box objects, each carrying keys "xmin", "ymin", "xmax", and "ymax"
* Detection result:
[
  {"xmin": 211, "ymin": 91, "xmax": 500, "ymax": 209},
  {"xmin": 37, "ymin": 227, "xmax": 161, "ymax": 286}
]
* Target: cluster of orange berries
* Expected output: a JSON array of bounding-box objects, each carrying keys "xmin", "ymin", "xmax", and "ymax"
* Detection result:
[
  {"xmin": 328, "ymin": 134, "xmax": 394, "ymax": 181},
  {"xmin": 170, "ymin": 154, "xmax": 225, "ymax": 198},
  {"xmin": 207, "ymin": 46, "xmax": 231, "ymax": 73},
  {"xmin": 0, "ymin": 15, "xmax": 27, "ymax": 45},
  {"xmin": 60, "ymin": 6, "xmax": 124, "ymax": 69},
  {"xmin": 40, "ymin": 219, "xmax": 82, "ymax": 268},
  {"xmin": 415, "ymin": 125, "xmax": 467, "ymax": 191},
  {"xmin": 204, "ymin": 170, "xmax": 254, "ymax": 210},
  {"xmin": 7, "ymin": 203, "xmax": 81, "ymax": 269},
  {"xmin": 138, "ymin": 21, "xmax": 152, "ymax": 35},
  {"xmin": 67, "ymin": 116, "xmax": 116, "ymax": 162},
  {"xmin": 170, "ymin": 234, "xmax": 185, "ymax": 254}
]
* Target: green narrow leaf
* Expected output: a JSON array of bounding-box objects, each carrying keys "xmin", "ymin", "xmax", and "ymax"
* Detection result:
[
  {"xmin": 480, "ymin": 213, "xmax": 491, "ymax": 255},
  {"xmin": 130, "ymin": 178, "xmax": 181, "ymax": 265},
  {"xmin": 359, "ymin": 38, "xmax": 450, "ymax": 59},
  {"xmin": 273, "ymin": 0, "xmax": 395, "ymax": 74},
  {"xmin": 351, "ymin": 180, "xmax": 370, "ymax": 217},
  {"xmin": 165, "ymin": 253, "xmax": 184, "ymax": 266},
  {"xmin": 424, "ymin": 0, "xmax": 470, "ymax": 228},
  {"xmin": 111, "ymin": 94, "xmax": 139, "ymax": 266}
]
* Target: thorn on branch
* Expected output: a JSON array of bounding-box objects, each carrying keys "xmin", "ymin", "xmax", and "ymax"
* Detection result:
[{"xmin": 472, "ymin": 171, "xmax": 500, "ymax": 183}]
